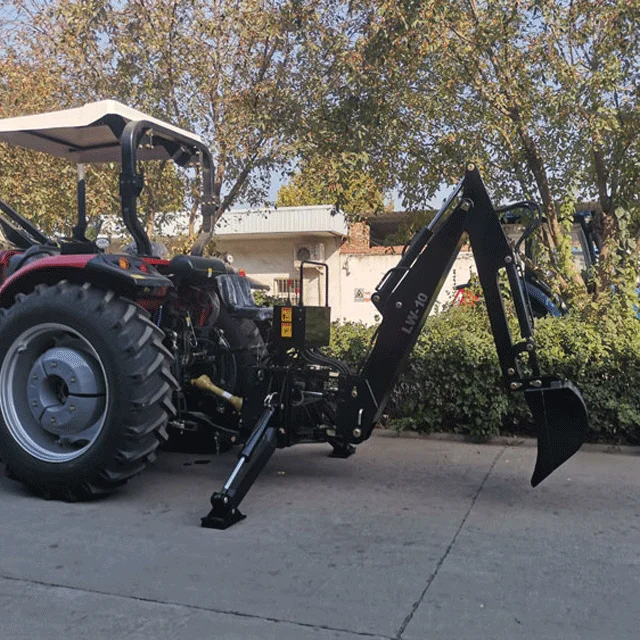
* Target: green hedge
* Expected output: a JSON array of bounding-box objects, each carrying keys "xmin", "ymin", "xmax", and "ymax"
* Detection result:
[{"xmin": 328, "ymin": 304, "xmax": 640, "ymax": 444}]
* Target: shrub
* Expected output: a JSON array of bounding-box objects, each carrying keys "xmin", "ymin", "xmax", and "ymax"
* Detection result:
[
  {"xmin": 253, "ymin": 290, "xmax": 281, "ymax": 307},
  {"xmin": 535, "ymin": 311, "xmax": 640, "ymax": 443},
  {"xmin": 328, "ymin": 302, "xmax": 640, "ymax": 444}
]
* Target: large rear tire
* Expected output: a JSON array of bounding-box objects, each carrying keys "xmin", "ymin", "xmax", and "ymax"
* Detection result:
[{"xmin": 0, "ymin": 282, "xmax": 177, "ymax": 501}]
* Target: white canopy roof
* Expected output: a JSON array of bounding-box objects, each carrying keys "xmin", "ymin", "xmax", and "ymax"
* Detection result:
[{"xmin": 0, "ymin": 99, "xmax": 203, "ymax": 163}]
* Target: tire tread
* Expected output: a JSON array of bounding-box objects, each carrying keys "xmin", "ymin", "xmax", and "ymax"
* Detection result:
[{"xmin": 1, "ymin": 282, "xmax": 177, "ymax": 501}]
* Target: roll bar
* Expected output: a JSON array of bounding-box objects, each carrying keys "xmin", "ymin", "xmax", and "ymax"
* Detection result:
[{"xmin": 119, "ymin": 120, "xmax": 217, "ymax": 257}]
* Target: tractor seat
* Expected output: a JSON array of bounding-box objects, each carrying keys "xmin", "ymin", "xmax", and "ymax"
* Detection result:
[
  {"xmin": 168, "ymin": 254, "xmax": 228, "ymax": 285},
  {"xmin": 216, "ymin": 274, "xmax": 273, "ymax": 322},
  {"xmin": 5, "ymin": 245, "xmax": 60, "ymax": 278}
]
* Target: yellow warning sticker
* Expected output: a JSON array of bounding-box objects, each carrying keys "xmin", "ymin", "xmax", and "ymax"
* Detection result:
[
  {"xmin": 281, "ymin": 322, "xmax": 293, "ymax": 338},
  {"xmin": 281, "ymin": 307, "xmax": 293, "ymax": 322}
]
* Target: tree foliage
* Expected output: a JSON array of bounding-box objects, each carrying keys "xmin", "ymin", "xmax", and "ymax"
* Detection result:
[
  {"xmin": 1, "ymin": 0, "xmax": 637, "ymax": 290},
  {"xmin": 1, "ymin": 0, "xmax": 346, "ymax": 244},
  {"xmin": 329, "ymin": 297, "xmax": 640, "ymax": 443},
  {"xmin": 276, "ymin": 158, "xmax": 392, "ymax": 216},
  {"xmin": 0, "ymin": 54, "xmax": 89, "ymax": 235},
  {"xmin": 0, "ymin": 34, "xmax": 186, "ymax": 238},
  {"xmin": 299, "ymin": 0, "xmax": 640, "ymax": 296}
]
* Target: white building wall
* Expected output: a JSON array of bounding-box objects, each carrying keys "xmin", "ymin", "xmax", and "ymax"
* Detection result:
[
  {"xmin": 215, "ymin": 235, "xmax": 343, "ymax": 309},
  {"xmin": 217, "ymin": 234, "xmax": 476, "ymax": 325},
  {"xmin": 336, "ymin": 250, "xmax": 476, "ymax": 324}
]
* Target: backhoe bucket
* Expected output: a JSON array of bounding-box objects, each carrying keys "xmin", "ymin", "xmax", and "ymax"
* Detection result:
[{"xmin": 525, "ymin": 378, "xmax": 588, "ymax": 487}]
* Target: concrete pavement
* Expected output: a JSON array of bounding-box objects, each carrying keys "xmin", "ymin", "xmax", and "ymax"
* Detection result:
[{"xmin": 0, "ymin": 436, "xmax": 638, "ymax": 639}]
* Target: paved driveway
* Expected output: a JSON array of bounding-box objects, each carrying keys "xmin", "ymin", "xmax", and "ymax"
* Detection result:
[{"xmin": 0, "ymin": 435, "xmax": 639, "ymax": 639}]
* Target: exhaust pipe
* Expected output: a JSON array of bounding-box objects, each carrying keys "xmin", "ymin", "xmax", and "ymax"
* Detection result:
[{"xmin": 191, "ymin": 375, "xmax": 243, "ymax": 412}]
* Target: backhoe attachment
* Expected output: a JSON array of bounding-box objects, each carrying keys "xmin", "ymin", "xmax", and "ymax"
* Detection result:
[
  {"xmin": 333, "ymin": 164, "xmax": 588, "ymax": 486},
  {"xmin": 203, "ymin": 164, "xmax": 588, "ymax": 528}
]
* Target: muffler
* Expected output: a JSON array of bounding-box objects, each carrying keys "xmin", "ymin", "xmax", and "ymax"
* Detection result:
[{"xmin": 524, "ymin": 376, "xmax": 588, "ymax": 486}]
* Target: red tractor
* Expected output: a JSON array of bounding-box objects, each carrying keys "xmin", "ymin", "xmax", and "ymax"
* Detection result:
[
  {"xmin": 0, "ymin": 102, "xmax": 266, "ymax": 501},
  {"xmin": 0, "ymin": 101, "xmax": 588, "ymax": 528}
]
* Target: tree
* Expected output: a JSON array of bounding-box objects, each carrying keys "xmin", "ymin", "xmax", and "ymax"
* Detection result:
[
  {"xmin": 298, "ymin": 1, "xmax": 639, "ymax": 297},
  {"xmin": 276, "ymin": 158, "xmax": 392, "ymax": 216},
  {"xmin": 427, "ymin": 0, "xmax": 639, "ymax": 294},
  {"xmin": 0, "ymin": 50, "xmax": 185, "ymax": 238},
  {"xmin": 0, "ymin": 53, "xmax": 85, "ymax": 235},
  {"xmin": 4, "ymin": 0, "xmax": 350, "ymax": 248}
]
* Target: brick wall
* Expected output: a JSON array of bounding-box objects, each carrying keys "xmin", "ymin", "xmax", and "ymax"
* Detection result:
[
  {"xmin": 342, "ymin": 222, "xmax": 370, "ymax": 251},
  {"xmin": 340, "ymin": 222, "xmax": 404, "ymax": 255}
]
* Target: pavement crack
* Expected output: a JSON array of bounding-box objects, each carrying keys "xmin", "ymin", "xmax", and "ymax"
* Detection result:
[
  {"xmin": 394, "ymin": 445, "xmax": 505, "ymax": 640},
  {"xmin": 0, "ymin": 573, "xmax": 392, "ymax": 639}
]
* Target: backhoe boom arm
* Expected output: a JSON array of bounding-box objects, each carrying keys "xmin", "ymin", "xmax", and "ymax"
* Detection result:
[{"xmin": 335, "ymin": 165, "xmax": 588, "ymax": 487}]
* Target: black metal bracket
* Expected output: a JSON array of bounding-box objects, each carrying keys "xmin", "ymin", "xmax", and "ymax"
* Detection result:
[
  {"xmin": 328, "ymin": 440, "xmax": 356, "ymax": 458},
  {"xmin": 298, "ymin": 260, "xmax": 329, "ymax": 307}
]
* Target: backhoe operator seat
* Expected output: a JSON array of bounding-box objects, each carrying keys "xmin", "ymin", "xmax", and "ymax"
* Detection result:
[{"xmin": 216, "ymin": 274, "xmax": 273, "ymax": 322}]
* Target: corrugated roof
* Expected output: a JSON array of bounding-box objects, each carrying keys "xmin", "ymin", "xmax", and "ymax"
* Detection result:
[{"xmin": 215, "ymin": 205, "xmax": 349, "ymax": 237}]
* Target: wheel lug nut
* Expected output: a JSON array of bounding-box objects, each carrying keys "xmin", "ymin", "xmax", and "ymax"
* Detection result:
[
  {"xmin": 51, "ymin": 362, "xmax": 57, "ymax": 368},
  {"xmin": 69, "ymin": 405, "xmax": 76, "ymax": 412},
  {"xmin": 32, "ymin": 374, "xmax": 38, "ymax": 380},
  {"xmin": 32, "ymin": 400, "xmax": 38, "ymax": 407},
  {"xmin": 50, "ymin": 417, "xmax": 56, "ymax": 424},
  {"xmin": 70, "ymin": 377, "xmax": 76, "ymax": 383}
]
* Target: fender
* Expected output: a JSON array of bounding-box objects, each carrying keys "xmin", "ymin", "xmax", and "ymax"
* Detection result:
[
  {"xmin": 0, "ymin": 253, "xmax": 173, "ymax": 307},
  {"xmin": 0, "ymin": 250, "xmax": 21, "ymax": 281}
]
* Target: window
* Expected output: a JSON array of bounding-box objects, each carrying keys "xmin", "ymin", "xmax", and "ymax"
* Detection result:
[{"xmin": 273, "ymin": 277, "xmax": 300, "ymax": 302}]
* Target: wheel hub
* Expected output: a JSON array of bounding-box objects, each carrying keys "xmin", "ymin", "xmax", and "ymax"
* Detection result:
[
  {"xmin": 26, "ymin": 347, "xmax": 106, "ymax": 438},
  {"xmin": 0, "ymin": 323, "xmax": 110, "ymax": 463}
]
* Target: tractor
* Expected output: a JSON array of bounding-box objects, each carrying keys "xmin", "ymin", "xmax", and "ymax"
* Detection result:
[
  {"xmin": 0, "ymin": 101, "xmax": 589, "ymax": 529},
  {"xmin": 500, "ymin": 203, "xmax": 599, "ymax": 317}
]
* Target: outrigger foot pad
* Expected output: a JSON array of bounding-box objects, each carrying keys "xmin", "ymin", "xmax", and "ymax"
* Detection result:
[
  {"xmin": 329, "ymin": 442, "xmax": 356, "ymax": 458},
  {"xmin": 201, "ymin": 494, "xmax": 246, "ymax": 529}
]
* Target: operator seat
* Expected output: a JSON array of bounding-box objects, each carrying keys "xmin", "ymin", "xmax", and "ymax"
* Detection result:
[
  {"xmin": 168, "ymin": 255, "xmax": 228, "ymax": 285},
  {"xmin": 215, "ymin": 273, "xmax": 273, "ymax": 322},
  {"xmin": 168, "ymin": 256, "xmax": 272, "ymax": 322}
]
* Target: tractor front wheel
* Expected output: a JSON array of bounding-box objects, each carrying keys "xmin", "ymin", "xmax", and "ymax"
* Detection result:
[{"xmin": 0, "ymin": 282, "xmax": 176, "ymax": 501}]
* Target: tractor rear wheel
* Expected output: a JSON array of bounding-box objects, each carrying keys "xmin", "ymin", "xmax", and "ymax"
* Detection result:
[{"xmin": 0, "ymin": 282, "xmax": 176, "ymax": 501}]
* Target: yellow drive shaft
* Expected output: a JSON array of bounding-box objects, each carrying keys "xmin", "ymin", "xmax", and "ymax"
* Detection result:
[{"xmin": 191, "ymin": 374, "xmax": 243, "ymax": 412}]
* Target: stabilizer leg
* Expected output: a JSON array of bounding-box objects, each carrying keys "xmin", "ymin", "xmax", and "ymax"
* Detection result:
[{"xmin": 201, "ymin": 396, "xmax": 278, "ymax": 529}]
